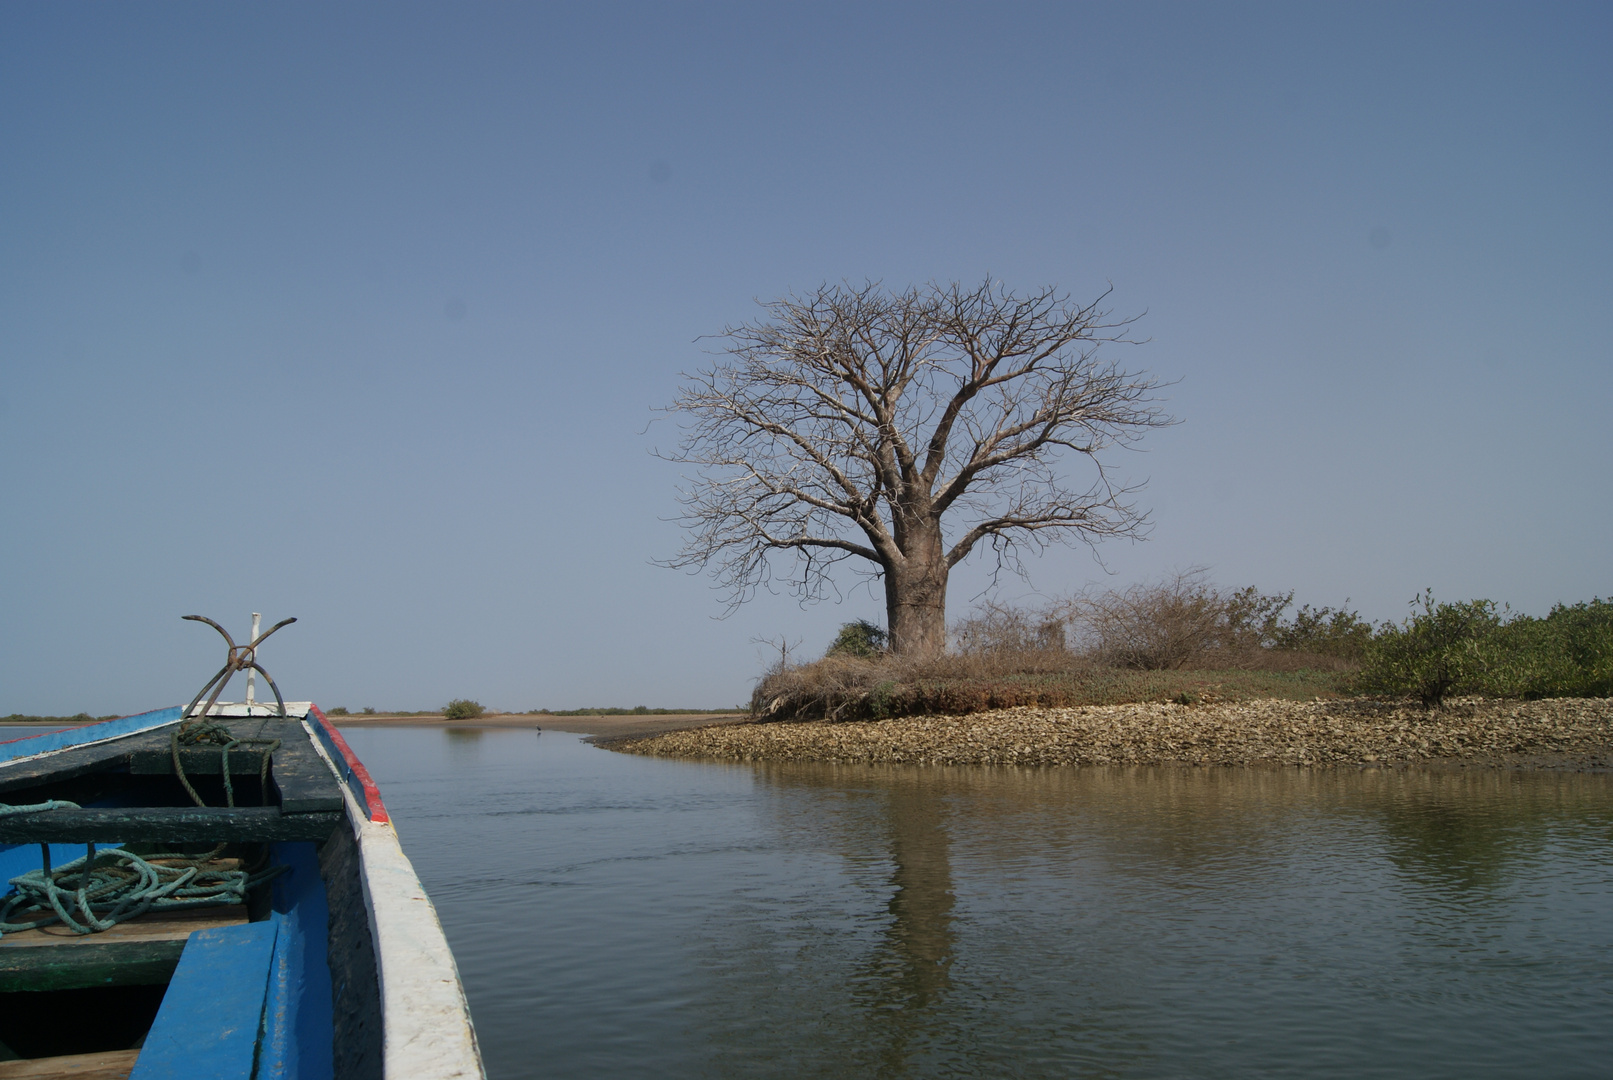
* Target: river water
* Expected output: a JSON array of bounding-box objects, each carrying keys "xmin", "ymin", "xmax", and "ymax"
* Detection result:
[
  {"xmin": 3, "ymin": 722, "xmax": 1609, "ymax": 1077},
  {"xmin": 335, "ymin": 725, "xmax": 1613, "ymax": 1080}
]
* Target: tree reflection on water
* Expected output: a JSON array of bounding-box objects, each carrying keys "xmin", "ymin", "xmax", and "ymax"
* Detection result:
[
  {"xmin": 855, "ymin": 775, "xmax": 956, "ymax": 1075},
  {"xmin": 714, "ymin": 759, "xmax": 1613, "ymax": 1079},
  {"xmin": 744, "ymin": 764, "xmax": 962, "ymax": 1075}
]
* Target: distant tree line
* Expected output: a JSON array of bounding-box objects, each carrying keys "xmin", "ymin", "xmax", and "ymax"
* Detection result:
[{"xmin": 1, "ymin": 713, "xmax": 118, "ymax": 725}]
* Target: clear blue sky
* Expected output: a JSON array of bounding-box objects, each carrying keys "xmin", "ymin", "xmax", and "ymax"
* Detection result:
[{"xmin": 3, "ymin": 3, "xmax": 1608, "ymax": 713}]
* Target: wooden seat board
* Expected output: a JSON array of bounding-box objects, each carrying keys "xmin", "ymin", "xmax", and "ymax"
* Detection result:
[
  {"xmin": 0, "ymin": 808, "xmax": 342, "ymax": 845},
  {"xmin": 0, "ymin": 905, "xmax": 247, "ymax": 948},
  {"xmin": 0, "ymin": 908, "xmax": 251, "ymax": 992},
  {"xmin": 259, "ymin": 718, "xmax": 345, "ymax": 814},
  {"xmin": 0, "ymin": 741, "xmax": 145, "ymax": 797},
  {"xmin": 128, "ymin": 922, "xmax": 278, "ymax": 1080},
  {"xmin": 0, "ymin": 941, "xmax": 182, "ymax": 993},
  {"xmin": 2, "ymin": 717, "xmax": 343, "ymax": 816},
  {"xmin": 126, "ymin": 750, "xmax": 268, "ymax": 776},
  {"xmin": 0, "ymin": 1049, "xmax": 139, "ymax": 1080}
]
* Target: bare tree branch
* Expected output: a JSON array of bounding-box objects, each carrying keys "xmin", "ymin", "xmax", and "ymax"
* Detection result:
[{"xmin": 659, "ymin": 278, "xmax": 1174, "ymax": 654}]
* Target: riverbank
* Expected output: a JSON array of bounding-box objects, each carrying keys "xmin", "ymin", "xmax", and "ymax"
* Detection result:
[
  {"xmin": 327, "ymin": 711, "xmax": 752, "ymax": 739},
  {"xmin": 610, "ymin": 696, "xmax": 1613, "ymax": 769},
  {"xmin": 1, "ymin": 712, "xmax": 751, "ymax": 741}
]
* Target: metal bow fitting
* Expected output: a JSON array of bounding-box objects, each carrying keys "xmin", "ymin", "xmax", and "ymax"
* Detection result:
[{"xmin": 181, "ymin": 615, "xmax": 297, "ymax": 720}]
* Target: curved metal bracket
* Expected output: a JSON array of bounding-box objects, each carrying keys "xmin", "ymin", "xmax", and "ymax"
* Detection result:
[{"xmin": 181, "ymin": 615, "xmax": 298, "ymax": 720}]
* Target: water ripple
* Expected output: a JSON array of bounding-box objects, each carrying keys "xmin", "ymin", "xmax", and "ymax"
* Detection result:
[{"xmin": 339, "ymin": 727, "xmax": 1613, "ymax": 1080}]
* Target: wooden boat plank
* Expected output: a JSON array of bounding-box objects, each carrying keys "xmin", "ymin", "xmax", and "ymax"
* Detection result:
[
  {"xmin": 122, "ymin": 716, "xmax": 344, "ymax": 812},
  {"xmin": 0, "ymin": 939, "xmax": 183, "ymax": 993},
  {"xmin": 0, "ymin": 742, "xmax": 142, "ymax": 796},
  {"xmin": 0, "ymin": 1049, "xmax": 140, "ymax": 1080},
  {"xmin": 319, "ymin": 819, "xmax": 382, "ymax": 1079},
  {"xmin": 0, "ymin": 727, "xmax": 249, "ymax": 794},
  {"xmin": 0, "ymin": 907, "xmax": 250, "ymax": 993},
  {"xmin": 3, "ymin": 718, "xmax": 340, "ymax": 815},
  {"xmin": 51, "ymin": 724, "xmax": 278, "ymax": 774},
  {"xmin": 0, "ymin": 905, "xmax": 247, "ymax": 947},
  {"xmin": 126, "ymin": 749, "xmax": 268, "ymax": 776},
  {"xmin": 128, "ymin": 922, "xmax": 278, "ymax": 1080},
  {"xmin": 267, "ymin": 732, "xmax": 345, "ymax": 814},
  {"xmin": 0, "ymin": 706, "xmax": 181, "ymax": 767},
  {"xmin": 0, "ymin": 808, "xmax": 342, "ymax": 844}
]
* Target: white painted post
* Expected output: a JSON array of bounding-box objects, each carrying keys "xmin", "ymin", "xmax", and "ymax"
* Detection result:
[{"xmin": 246, "ymin": 612, "xmax": 261, "ymax": 709}]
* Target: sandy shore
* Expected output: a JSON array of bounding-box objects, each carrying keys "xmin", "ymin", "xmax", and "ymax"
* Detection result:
[{"xmin": 610, "ymin": 697, "xmax": 1613, "ymax": 770}]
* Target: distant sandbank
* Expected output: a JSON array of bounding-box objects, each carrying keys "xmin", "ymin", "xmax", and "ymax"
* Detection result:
[
  {"xmin": 326, "ymin": 712, "xmax": 751, "ymax": 740},
  {"xmin": 2, "ymin": 712, "xmax": 750, "ymax": 742}
]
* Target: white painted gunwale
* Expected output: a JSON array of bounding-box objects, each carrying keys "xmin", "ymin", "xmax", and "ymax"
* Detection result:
[{"xmin": 301, "ymin": 720, "xmax": 486, "ymax": 1079}]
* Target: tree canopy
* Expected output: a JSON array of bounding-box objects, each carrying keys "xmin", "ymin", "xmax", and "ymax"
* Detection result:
[{"xmin": 663, "ymin": 278, "xmax": 1171, "ymax": 654}]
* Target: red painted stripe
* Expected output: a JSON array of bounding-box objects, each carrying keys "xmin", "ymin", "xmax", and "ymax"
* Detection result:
[
  {"xmin": 0, "ymin": 727, "xmax": 74, "ymax": 746},
  {"xmin": 308, "ymin": 705, "xmax": 391, "ymax": 824}
]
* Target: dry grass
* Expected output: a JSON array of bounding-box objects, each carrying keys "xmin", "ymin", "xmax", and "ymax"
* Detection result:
[
  {"xmin": 754, "ymin": 574, "xmax": 1370, "ymax": 722},
  {"xmin": 750, "ymin": 649, "xmax": 1351, "ymax": 722}
]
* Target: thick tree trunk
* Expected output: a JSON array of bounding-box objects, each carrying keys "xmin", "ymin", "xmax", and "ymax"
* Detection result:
[{"xmin": 885, "ymin": 522, "xmax": 949, "ymax": 656}]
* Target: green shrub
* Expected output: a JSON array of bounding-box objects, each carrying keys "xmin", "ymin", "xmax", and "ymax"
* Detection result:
[
  {"xmin": 1493, "ymin": 599, "xmax": 1613, "ymax": 699},
  {"xmin": 1542, "ymin": 598, "xmax": 1613, "ymax": 696},
  {"xmin": 868, "ymin": 680, "xmax": 898, "ymax": 719},
  {"xmin": 1358, "ymin": 594, "xmax": 1613, "ymax": 706},
  {"xmin": 1356, "ymin": 592, "xmax": 1505, "ymax": 707},
  {"xmin": 327, "ymin": 706, "xmax": 350, "ymax": 716},
  {"xmin": 827, "ymin": 620, "xmax": 887, "ymax": 658},
  {"xmin": 442, "ymin": 699, "xmax": 486, "ymax": 720},
  {"xmin": 1268, "ymin": 604, "xmax": 1374, "ymax": 660}
]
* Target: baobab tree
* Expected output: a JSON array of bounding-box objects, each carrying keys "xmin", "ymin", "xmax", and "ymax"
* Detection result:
[{"xmin": 662, "ymin": 279, "xmax": 1171, "ymax": 656}]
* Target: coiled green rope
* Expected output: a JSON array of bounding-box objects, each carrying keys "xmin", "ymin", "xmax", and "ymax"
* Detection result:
[
  {"xmin": 0, "ymin": 838, "xmax": 284, "ymax": 936},
  {"xmin": 1, "ymin": 716, "xmax": 290, "ymax": 938}
]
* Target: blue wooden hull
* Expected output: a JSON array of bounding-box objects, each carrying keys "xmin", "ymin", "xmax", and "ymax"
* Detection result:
[{"xmin": 0, "ymin": 706, "xmax": 482, "ymax": 1079}]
